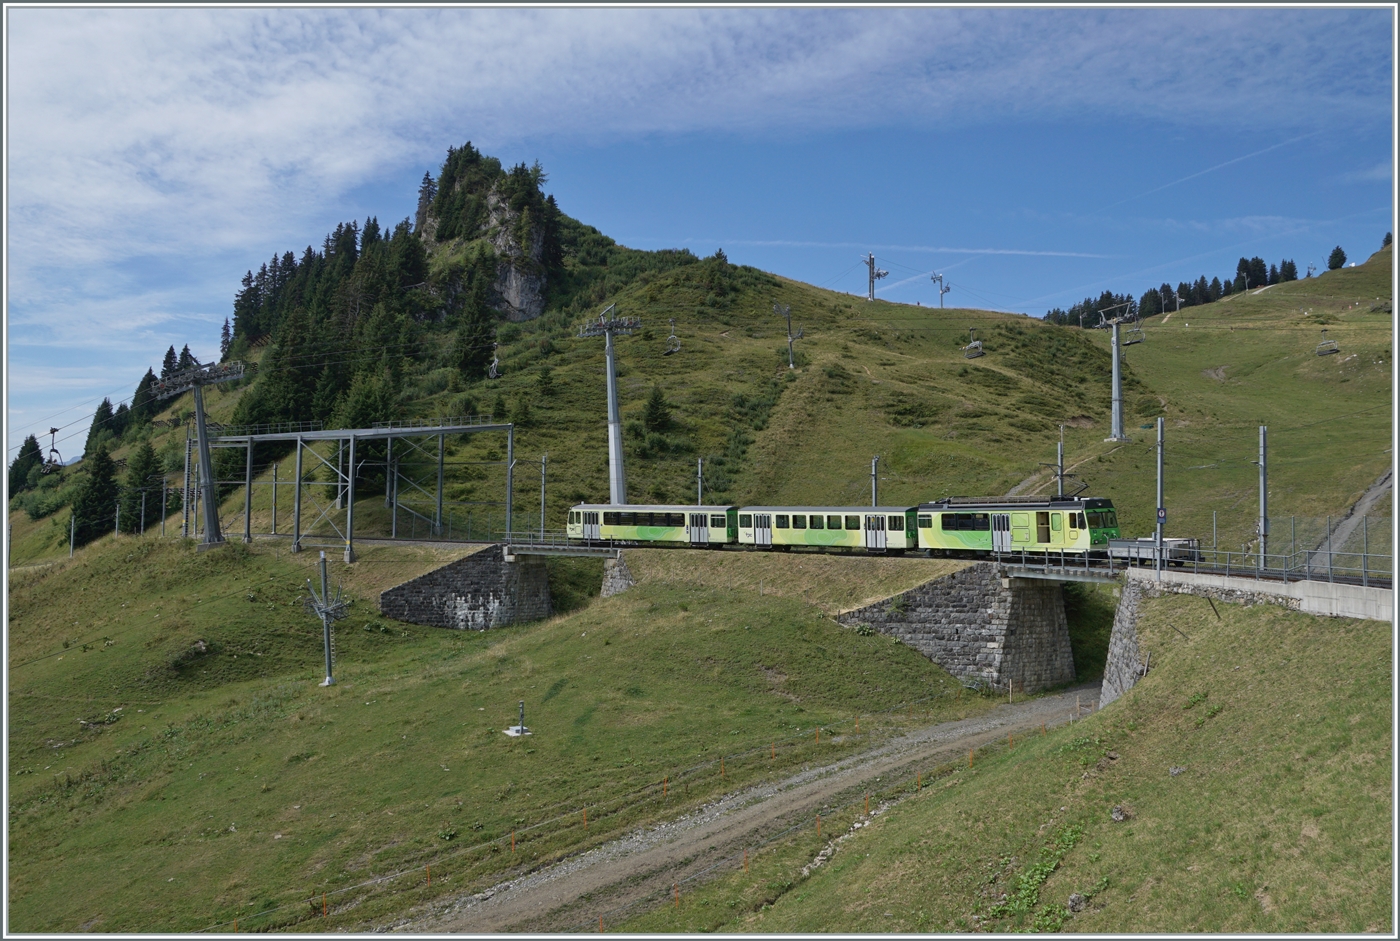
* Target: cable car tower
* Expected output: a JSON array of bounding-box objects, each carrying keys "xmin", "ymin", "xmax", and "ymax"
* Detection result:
[
  {"xmin": 863, "ymin": 253, "xmax": 888, "ymax": 301},
  {"xmin": 1098, "ymin": 301, "xmax": 1133, "ymax": 443},
  {"xmin": 775, "ymin": 304, "xmax": 803, "ymax": 368},
  {"xmin": 579, "ymin": 304, "xmax": 641, "ymax": 504},
  {"xmin": 931, "ymin": 272, "xmax": 951, "ymax": 307},
  {"xmin": 153, "ymin": 358, "xmax": 246, "ymax": 548}
]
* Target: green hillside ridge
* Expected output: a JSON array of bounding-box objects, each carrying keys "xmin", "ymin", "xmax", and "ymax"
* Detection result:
[
  {"xmin": 11, "ymin": 243, "xmax": 1391, "ymax": 570},
  {"xmin": 7, "ymin": 535, "xmax": 998, "ymax": 932},
  {"xmin": 619, "ymin": 593, "xmax": 1391, "ymax": 934}
]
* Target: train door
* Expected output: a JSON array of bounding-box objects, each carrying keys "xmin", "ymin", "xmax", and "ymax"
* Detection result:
[
  {"xmin": 1036, "ymin": 511, "xmax": 1051, "ymax": 544},
  {"xmin": 583, "ymin": 511, "xmax": 600, "ymax": 540},
  {"xmin": 688, "ymin": 512, "xmax": 708, "ymax": 545},
  {"xmin": 864, "ymin": 514, "xmax": 886, "ymax": 551},
  {"xmin": 991, "ymin": 513, "xmax": 1012, "ymax": 552},
  {"xmin": 754, "ymin": 513, "xmax": 772, "ymax": 547}
]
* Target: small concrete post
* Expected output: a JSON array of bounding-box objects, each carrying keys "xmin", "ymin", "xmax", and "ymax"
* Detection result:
[
  {"xmin": 272, "ymin": 462, "xmax": 278, "ymax": 534},
  {"xmin": 319, "ymin": 551, "xmax": 334, "ymax": 687}
]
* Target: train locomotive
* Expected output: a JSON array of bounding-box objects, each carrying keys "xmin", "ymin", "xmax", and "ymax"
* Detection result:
[{"xmin": 566, "ymin": 495, "xmax": 1120, "ymax": 558}]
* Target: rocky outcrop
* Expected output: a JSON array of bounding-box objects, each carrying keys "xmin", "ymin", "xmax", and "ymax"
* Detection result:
[{"xmin": 484, "ymin": 191, "xmax": 545, "ymax": 321}]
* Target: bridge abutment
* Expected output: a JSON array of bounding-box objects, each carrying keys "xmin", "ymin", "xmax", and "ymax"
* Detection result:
[
  {"xmin": 837, "ymin": 562, "xmax": 1076, "ymax": 693},
  {"xmin": 378, "ymin": 545, "xmax": 552, "ymax": 630}
]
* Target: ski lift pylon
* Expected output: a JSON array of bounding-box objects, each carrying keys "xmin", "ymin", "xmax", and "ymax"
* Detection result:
[
  {"xmin": 664, "ymin": 318, "xmax": 681, "ymax": 355},
  {"xmin": 1315, "ymin": 329, "xmax": 1339, "ymax": 356},
  {"xmin": 962, "ymin": 327, "xmax": 984, "ymax": 359}
]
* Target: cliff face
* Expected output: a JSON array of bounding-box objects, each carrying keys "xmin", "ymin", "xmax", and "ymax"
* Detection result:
[
  {"xmin": 483, "ymin": 190, "xmax": 545, "ymax": 321},
  {"xmin": 418, "ymin": 167, "xmax": 547, "ymax": 322}
]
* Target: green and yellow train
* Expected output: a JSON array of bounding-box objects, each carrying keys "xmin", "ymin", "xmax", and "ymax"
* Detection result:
[{"xmin": 566, "ymin": 496, "xmax": 1120, "ymax": 557}]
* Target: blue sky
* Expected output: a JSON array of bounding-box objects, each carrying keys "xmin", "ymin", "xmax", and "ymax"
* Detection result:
[{"xmin": 4, "ymin": 5, "xmax": 1394, "ymax": 458}]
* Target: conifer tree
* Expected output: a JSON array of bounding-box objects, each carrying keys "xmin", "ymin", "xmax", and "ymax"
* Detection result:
[
  {"xmin": 220, "ymin": 318, "xmax": 232, "ymax": 361},
  {"xmin": 71, "ymin": 443, "xmax": 119, "ymax": 546},
  {"xmin": 1328, "ymin": 246, "xmax": 1347, "ymax": 270},
  {"xmin": 1268, "ymin": 264, "xmax": 1279, "ymax": 286},
  {"xmin": 161, "ymin": 345, "xmax": 178, "ymax": 379},
  {"xmin": 1384, "ymin": 232, "xmax": 1392, "ymax": 248},
  {"xmin": 129, "ymin": 369, "xmax": 159, "ymax": 426},
  {"xmin": 8, "ymin": 434, "xmax": 42, "ymax": 495},
  {"xmin": 85, "ymin": 398, "xmax": 115, "ymax": 456},
  {"xmin": 644, "ymin": 385, "xmax": 672, "ymax": 433},
  {"xmin": 177, "ymin": 344, "xmax": 195, "ymax": 371},
  {"xmin": 119, "ymin": 439, "xmax": 160, "ymax": 533},
  {"xmin": 1280, "ymin": 259, "xmax": 1298, "ymax": 282}
]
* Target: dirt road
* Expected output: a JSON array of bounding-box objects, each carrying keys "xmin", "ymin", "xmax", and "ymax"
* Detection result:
[{"xmin": 387, "ymin": 683, "xmax": 1103, "ymax": 934}]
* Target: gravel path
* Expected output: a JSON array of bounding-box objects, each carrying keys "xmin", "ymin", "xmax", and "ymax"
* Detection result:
[{"xmin": 385, "ymin": 682, "xmax": 1102, "ymax": 934}]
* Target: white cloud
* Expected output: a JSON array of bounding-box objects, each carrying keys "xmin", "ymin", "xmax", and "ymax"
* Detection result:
[{"xmin": 4, "ymin": 6, "xmax": 1392, "ymax": 451}]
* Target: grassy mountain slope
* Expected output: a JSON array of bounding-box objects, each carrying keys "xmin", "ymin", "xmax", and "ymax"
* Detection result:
[
  {"xmin": 7, "ymin": 537, "xmax": 992, "ymax": 932},
  {"xmin": 620, "ymin": 592, "xmax": 1392, "ymax": 934},
  {"xmin": 10, "ymin": 246, "xmax": 1389, "ymax": 571}
]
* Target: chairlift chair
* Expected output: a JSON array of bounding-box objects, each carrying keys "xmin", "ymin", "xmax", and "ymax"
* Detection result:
[
  {"xmin": 1123, "ymin": 317, "xmax": 1145, "ymax": 346},
  {"xmin": 41, "ymin": 427, "xmax": 63, "ymax": 474},
  {"xmin": 1315, "ymin": 329, "xmax": 1339, "ymax": 356},
  {"xmin": 664, "ymin": 318, "xmax": 681, "ymax": 356},
  {"xmin": 962, "ymin": 328, "xmax": 984, "ymax": 359}
]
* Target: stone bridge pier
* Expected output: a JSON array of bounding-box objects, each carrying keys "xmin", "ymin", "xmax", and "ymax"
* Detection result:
[
  {"xmin": 378, "ymin": 545, "xmax": 551, "ymax": 630},
  {"xmin": 837, "ymin": 562, "xmax": 1076, "ymax": 693}
]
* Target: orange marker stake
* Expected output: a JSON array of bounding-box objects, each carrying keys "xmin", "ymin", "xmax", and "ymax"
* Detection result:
[
  {"xmin": 721, "ymin": 758, "xmax": 725, "ymax": 778},
  {"xmin": 674, "ymin": 883, "xmax": 680, "ymax": 909},
  {"xmin": 234, "ymin": 919, "xmax": 237, "ymax": 933},
  {"xmin": 1041, "ymin": 722, "xmax": 1046, "ymax": 736},
  {"xmin": 427, "ymin": 865, "xmax": 431, "ymax": 887},
  {"xmin": 600, "ymin": 916, "xmax": 604, "ymax": 932},
  {"xmin": 968, "ymin": 749, "xmax": 974, "ymax": 768},
  {"xmin": 864, "ymin": 793, "xmax": 869, "ymax": 814},
  {"xmin": 663, "ymin": 776, "xmax": 668, "ymax": 798},
  {"xmin": 1009, "ymin": 733, "xmax": 1014, "ymax": 748},
  {"xmin": 771, "ymin": 742, "xmax": 775, "ymax": 759},
  {"xmin": 583, "ymin": 808, "xmax": 588, "ymax": 830},
  {"xmin": 855, "ymin": 716, "xmax": 860, "ymax": 733},
  {"xmin": 917, "ymin": 772, "xmax": 922, "ymax": 790}
]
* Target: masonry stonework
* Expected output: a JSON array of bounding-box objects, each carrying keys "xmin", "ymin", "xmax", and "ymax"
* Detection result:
[
  {"xmin": 600, "ymin": 555, "xmax": 636, "ymax": 598},
  {"xmin": 378, "ymin": 545, "xmax": 551, "ymax": 630},
  {"xmin": 836, "ymin": 562, "xmax": 1075, "ymax": 693}
]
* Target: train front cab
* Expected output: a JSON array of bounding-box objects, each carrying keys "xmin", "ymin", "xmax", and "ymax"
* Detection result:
[{"xmin": 917, "ymin": 503, "xmax": 1116, "ymax": 556}]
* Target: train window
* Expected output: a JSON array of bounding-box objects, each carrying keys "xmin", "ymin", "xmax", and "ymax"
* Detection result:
[
  {"xmin": 830, "ymin": 515, "xmax": 844, "ymax": 529},
  {"xmin": 710, "ymin": 515, "xmax": 725, "ymax": 528},
  {"xmin": 775, "ymin": 515, "xmax": 789, "ymax": 529},
  {"xmin": 887, "ymin": 515, "xmax": 903, "ymax": 530},
  {"xmin": 668, "ymin": 513, "xmax": 685, "ymax": 526},
  {"xmin": 1051, "ymin": 513, "xmax": 1062, "ymax": 532},
  {"xmin": 1106, "ymin": 511, "xmax": 1118, "ymax": 527},
  {"xmin": 918, "ymin": 515, "xmax": 933, "ymax": 528},
  {"xmin": 739, "ymin": 514, "xmax": 752, "ymax": 528},
  {"xmin": 603, "ymin": 512, "xmax": 620, "ymax": 526},
  {"xmin": 973, "ymin": 514, "xmax": 989, "ymax": 531},
  {"xmin": 845, "ymin": 515, "xmax": 860, "ymax": 530},
  {"xmin": 941, "ymin": 514, "xmax": 954, "ymax": 531},
  {"xmin": 866, "ymin": 515, "xmax": 885, "ymax": 531},
  {"xmin": 808, "ymin": 515, "xmax": 824, "ymax": 530},
  {"xmin": 792, "ymin": 515, "xmax": 806, "ymax": 529}
]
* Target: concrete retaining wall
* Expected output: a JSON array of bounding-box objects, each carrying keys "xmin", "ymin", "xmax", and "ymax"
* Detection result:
[
  {"xmin": 836, "ymin": 562, "xmax": 1075, "ymax": 694},
  {"xmin": 1101, "ymin": 568, "xmax": 1392, "ymax": 708},
  {"xmin": 378, "ymin": 544, "xmax": 551, "ymax": 630}
]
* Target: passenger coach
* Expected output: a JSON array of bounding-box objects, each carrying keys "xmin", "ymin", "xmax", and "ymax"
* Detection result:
[
  {"xmin": 736, "ymin": 506, "xmax": 918, "ymax": 552},
  {"xmin": 566, "ymin": 504, "xmax": 737, "ymax": 545}
]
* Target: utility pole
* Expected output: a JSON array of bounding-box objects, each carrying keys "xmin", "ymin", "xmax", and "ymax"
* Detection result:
[
  {"xmin": 871, "ymin": 456, "xmax": 880, "ymax": 507},
  {"xmin": 305, "ymin": 550, "xmax": 348, "ymax": 688},
  {"xmin": 1155, "ymin": 416, "xmax": 1165, "ymax": 581},
  {"xmin": 578, "ymin": 305, "xmax": 640, "ymax": 505},
  {"xmin": 540, "ymin": 453, "xmax": 548, "ymax": 538},
  {"xmin": 774, "ymin": 304, "xmax": 803, "ymax": 368},
  {"xmin": 863, "ymin": 253, "xmax": 888, "ymax": 301},
  {"xmin": 697, "ymin": 457, "xmax": 704, "ymax": 506},
  {"xmin": 1057, "ymin": 426, "xmax": 1065, "ymax": 497},
  {"xmin": 70, "ymin": 512, "xmax": 75, "ymax": 557},
  {"xmin": 931, "ymin": 272, "xmax": 950, "ymax": 308},
  {"xmin": 1257, "ymin": 425, "xmax": 1268, "ymax": 569},
  {"xmin": 154, "ymin": 359, "xmax": 244, "ymax": 550},
  {"xmin": 1105, "ymin": 321, "xmax": 1129, "ymax": 442}
]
